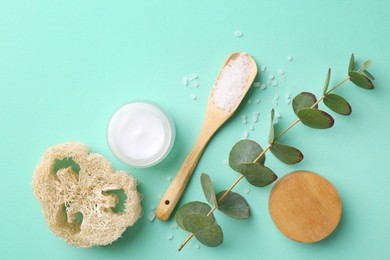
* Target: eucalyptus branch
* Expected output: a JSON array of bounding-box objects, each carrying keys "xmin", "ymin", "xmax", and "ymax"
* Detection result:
[
  {"xmin": 175, "ymin": 54, "xmax": 375, "ymax": 251},
  {"xmin": 178, "ymin": 146, "xmax": 270, "ymax": 251}
]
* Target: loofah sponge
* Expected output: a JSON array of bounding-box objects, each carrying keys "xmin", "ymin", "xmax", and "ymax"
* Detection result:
[{"xmin": 32, "ymin": 142, "xmax": 142, "ymax": 247}]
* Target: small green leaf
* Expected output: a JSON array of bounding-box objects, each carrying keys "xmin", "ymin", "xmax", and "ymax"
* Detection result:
[
  {"xmin": 292, "ymin": 92, "xmax": 318, "ymax": 116},
  {"xmin": 201, "ymin": 173, "xmax": 217, "ymax": 206},
  {"xmin": 363, "ymin": 70, "xmax": 375, "ymax": 81},
  {"xmin": 297, "ymin": 108, "xmax": 335, "ymax": 129},
  {"xmin": 360, "ymin": 60, "xmax": 372, "ymax": 71},
  {"xmin": 348, "ymin": 53, "xmax": 355, "ymax": 72},
  {"xmin": 268, "ymin": 109, "xmax": 275, "ymax": 144},
  {"xmin": 323, "ymin": 69, "xmax": 331, "ymax": 94},
  {"xmin": 237, "ymin": 162, "xmax": 277, "ymax": 187},
  {"xmin": 216, "ymin": 191, "xmax": 249, "ymax": 220},
  {"xmin": 323, "ymin": 93, "xmax": 352, "ymax": 115},
  {"xmin": 349, "ymin": 71, "xmax": 374, "ymax": 89},
  {"xmin": 176, "ymin": 201, "xmax": 213, "ymax": 231},
  {"xmin": 182, "ymin": 214, "xmax": 223, "ymax": 247},
  {"xmin": 229, "ymin": 140, "xmax": 265, "ymax": 171},
  {"xmin": 270, "ymin": 142, "xmax": 303, "ymax": 164}
]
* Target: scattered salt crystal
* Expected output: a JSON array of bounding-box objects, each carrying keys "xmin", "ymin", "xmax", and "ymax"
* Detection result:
[
  {"xmin": 247, "ymin": 99, "xmax": 252, "ymax": 105},
  {"xmin": 190, "ymin": 94, "xmax": 197, "ymax": 100},
  {"xmin": 253, "ymin": 82, "xmax": 261, "ymax": 87},
  {"xmin": 167, "ymin": 176, "xmax": 172, "ymax": 182},
  {"xmin": 151, "ymin": 205, "xmax": 155, "ymax": 210},
  {"xmin": 194, "ymin": 244, "xmax": 200, "ymax": 249},
  {"xmin": 244, "ymin": 188, "xmax": 250, "ymax": 194},
  {"xmin": 255, "ymin": 98, "xmax": 261, "ymax": 104},
  {"xmin": 167, "ymin": 234, "xmax": 174, "ymax": 240},
  {"xmin": 190, "ymin": 82, "xmax": 199, "ymax": 88},
  {"xmin": 275, "ymin": 111, "xmax": 281, "ymax": 118},
  {"xmin": 287, "ymin": 55, "xmax": 293, "ymax": 62},
  {"xmin": 249, "ymin": 125, "xmax": 254, "ymax": 131},
  {"xmin": 148, "ymin": 212, "xmax": 156, "ymax": 222},
  {"xmin": 280, "ymin": 75, "xmax": 286, "ymax": 82},
  {"xmin": 274, "ymin": 118, "xmax": 279, "ymax": 124},
  {"xmin": 278, "ymin": 69, "xmax": 285, "ymax": 75},
  {"xmin": 242, "ymin": 115, "xmax": 247, "ymax": 124},
  {"xmin": 170, "ymin": 223, "xmax": 178, "ymax": 229},
  {"xmin": 212, "ymin": 53, "xmax": 251, "ymax": 111},
  {"xmin": 261, "ymin": 65, "xmax": 266, "ymax": 72},
  {"xmin": 272, "ymin": 99, "xmax": 279, "ymax": 107},
  {"xmin": 271, "ymin": 80, "xmax": 278, "ymax": 87},
  {"xmin": 234, "ymin": 31, "xmax": 243, "ymax": 37},
  {"xmin": 274, "ymin": 94, "xmax": 280, "ymax": 100},
  {"xmin": 223, "ymin": 159, "xmax": 229, "ymax": 165},
  {"xmin": 183, "ymin": 77, "xmax": 188, "ymax": 86},
  {"xmin": 252, "ymin": 111, "xmax": 259, "ymax": 123},
  {"xmin": 192, "ymin": 73, "xmax": 198, "ymax": 79},
  {"xmin": 157, "ymin": 194, "xmax": 162, "ymax": 199},
  {"xmin": 285, "ymin": 93, "xmax": 292, "ymax": 104},
  {"xmin": 243, "ymin": 131, "xmax": 249, "ymax": 139},
  {"xmin": 260, "ymin": 84, "xmax": 267, "ymax": 90},
  {"xmin": 268, "ymin": 74, "xmax": 275, "ymax": 80}
]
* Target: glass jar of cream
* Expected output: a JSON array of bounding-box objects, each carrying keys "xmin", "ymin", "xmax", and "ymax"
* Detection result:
[{"xmin": 107, "ymin": 100, "xmax": 175, "ymax": 167}]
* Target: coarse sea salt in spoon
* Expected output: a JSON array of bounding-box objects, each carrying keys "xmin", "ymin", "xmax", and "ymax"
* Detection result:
[{"xmin": 156, "ymin": 52, "xmax": 258, "ymax": 220}]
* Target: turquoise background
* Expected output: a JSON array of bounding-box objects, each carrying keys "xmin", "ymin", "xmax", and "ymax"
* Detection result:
[{"xmin": 0, "ymin": 0, "xmax": 389, "ymax": 259}]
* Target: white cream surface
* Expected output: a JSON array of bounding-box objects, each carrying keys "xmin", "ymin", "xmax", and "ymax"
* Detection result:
[
  {"xmin": 107, "ymin": 101, "xmax": 174, "ymax": 167},
  {"xmin": 116, "ymin": 109, "xmax": 165, "ymax": 160}
]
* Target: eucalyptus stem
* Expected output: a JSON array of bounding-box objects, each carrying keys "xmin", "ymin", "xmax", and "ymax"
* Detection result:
[
  {"xmin": 273, "ymin": 118, "xmax": 300, "ymax": 142},
  {"xmin": 178, "ymin": 75, "xmax": 351, "ymax": 251},
  {"xmin": 326, "ymin": 77, "xmax": 349, "ymax": 95},
  {"xmin": 178, "ymin": 234, "xmax": 193, "ymax": 251},
  {"xmin": 214, "ymin": 175, "xmax": 245, "ymax": 209}
]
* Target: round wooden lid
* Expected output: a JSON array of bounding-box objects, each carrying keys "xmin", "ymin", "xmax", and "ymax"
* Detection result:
[{"xmin": 269, "ymin": 170, "xmax": 342, "ymax": 243}]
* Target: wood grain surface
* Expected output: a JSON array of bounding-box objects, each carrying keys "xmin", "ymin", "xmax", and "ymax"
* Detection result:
[{"xmin": 269, "ymin": 170, "xmax": 342, "ymax": 243}]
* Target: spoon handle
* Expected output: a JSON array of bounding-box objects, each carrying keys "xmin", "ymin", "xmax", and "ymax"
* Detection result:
[{"xmin": 156, "ymin": 126, "xmax": 214, "ymax": 220}]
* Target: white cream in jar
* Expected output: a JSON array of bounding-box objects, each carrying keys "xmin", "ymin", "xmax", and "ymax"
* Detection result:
[{"xmin": 107, "ymin": 101, "xmax": 175, "ymax": 167}]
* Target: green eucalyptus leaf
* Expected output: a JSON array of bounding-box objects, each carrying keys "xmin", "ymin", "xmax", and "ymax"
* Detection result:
[
  {"xmin": 201, "ymin": 173, "xmax": 217, "ymax": 206},
  {"xmin": 348, "ymin": 53, "xmax": 355, "ymax": 72},
  {"xmin": 349, "ymin": 71, "xmax": 374, "ymax": 89},
  {"xmin": 176, "ymin": 201, "xmax": 213, "ymax": 231},
  {"xmin": 237, "ymin": 162, "xmax": 277, "ymax": 187},
  {"xmin": 323, "ymin": 68, "xmax": 331, "ymax": 94},
  {"xmin": 216, "ymin": 191, "xmax": 250, "ymax": 220},
  {"xmin": 297, "ymin": 108, "xmax": 335, "ymax": 129},
  {"xmin": 360, "ymin": 60, "xmax": 372, "ymax": 71},
  {"xmin": 229, "ymin": 140, "xmax": 265, "ymax": 172},
  {"xmin": 363, "ymin": 70, "xmax": 375, "ymax": 80},
  {"xmin": 292, "ymin": 92, "xmax": 318, "ymax": 116},
  {"xmin": 270, "ymin": 142, "xmax": 303, "ymax": 164},
  {"xmin": 323, "ymin": 93, "xmax": 352, "ymax": 115},
  {"xmin": 268, "ymin": 109, "xmax": 275, "ymax": 144},
  {"xmin": 182, "ymin": 214, "xmax": 223, "ymax": 247}
]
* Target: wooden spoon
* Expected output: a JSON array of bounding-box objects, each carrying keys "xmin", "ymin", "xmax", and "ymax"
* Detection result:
[{"xmin": 156, "ymin": 52, "xmax": 258, "ymax": 220}]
